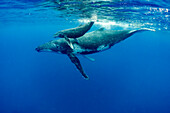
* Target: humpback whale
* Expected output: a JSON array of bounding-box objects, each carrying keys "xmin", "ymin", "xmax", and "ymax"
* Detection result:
[
  {"xmin": 54, "ymin": 22, "xmax": 94, "ymax": 49},
  {"xmin": 36, "ymin": 28, "xmax": 153, "ymax": 79}
]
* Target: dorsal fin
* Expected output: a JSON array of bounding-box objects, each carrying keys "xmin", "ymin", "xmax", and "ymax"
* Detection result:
[
  {"xmin": 97, "ymin": 28, "xmax": 105, "ymax": 31},
  {"xmin": 78, "ymin": 24, "xmax": 83, "ymax": 27}
]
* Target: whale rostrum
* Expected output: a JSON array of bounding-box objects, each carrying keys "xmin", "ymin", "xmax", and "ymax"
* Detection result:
[{"xmin": 36, "ymin": 28, "xmax": 154, "ymax": 79}]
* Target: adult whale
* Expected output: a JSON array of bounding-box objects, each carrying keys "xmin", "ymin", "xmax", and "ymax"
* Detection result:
[
  {"xmin": 36, "ymin": 28, "xmax": 154, "ymax": 79},
  {"xmin": 54, "ymin": 21, "xmax": 94, "ymax": 49}
]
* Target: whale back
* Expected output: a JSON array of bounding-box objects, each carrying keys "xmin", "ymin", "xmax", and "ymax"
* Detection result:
[{"xmin": 75, "ymin": 29, "xmax": 133, "ymax": 50}]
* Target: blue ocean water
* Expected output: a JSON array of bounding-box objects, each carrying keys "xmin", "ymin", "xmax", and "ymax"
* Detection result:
[{"xmin": 0, "ymin": 0, "xmax": 170, "ymax": 113}]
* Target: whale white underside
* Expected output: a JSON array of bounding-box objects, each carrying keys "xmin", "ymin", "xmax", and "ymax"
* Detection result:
[{"xmin": 72, "ymin": 43, "xmax": 110, "ymax": 54}]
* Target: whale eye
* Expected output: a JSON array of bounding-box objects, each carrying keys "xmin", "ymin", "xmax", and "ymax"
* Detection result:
[
  {"xmin": 56, "ymin": 45, "xmax": 61, "ymax": 49},
  {"xmin": 58, "ymin": 33, "xmax": 64, "ymax": 38},
  {"xmin": 59, "ymin": 34, "xmax": 64, "ymax": 37}
]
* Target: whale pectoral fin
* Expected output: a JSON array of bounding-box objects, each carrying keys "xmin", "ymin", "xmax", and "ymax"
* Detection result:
[
  {"xmin": 67, "ymin": 53, "xmax": 89, "ymax": 80},
  {"xmin": 64, "ymin": 36, "xmax": 74, "ymax": 49},
  {"xmin": 74, "ymin": 38, "xmax": 79, "ymax": 44},
  {"xmin": 83, "ymin": 55, "xmax": 95, "ymax": 62}
]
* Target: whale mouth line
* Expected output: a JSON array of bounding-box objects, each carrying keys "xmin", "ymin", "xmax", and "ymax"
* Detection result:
[
  {"xmin": 35, "ymin": 47, "xmax": 40, "ymax": 52},
  {"xmin": 35, "ymin": 48, "xmax": 52, "ymax": 52}
]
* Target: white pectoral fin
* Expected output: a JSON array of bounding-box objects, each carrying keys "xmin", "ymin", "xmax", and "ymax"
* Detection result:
[
  {"xmin": 68, "ymin": 42, "xmax": 74, "ymax": 49},
  {"xmin": 64, "ymin": 36, "xmax": 74, "ymax": 49},
  {"xmin": 83, "ymin": 55, "xmax": 95, "ymax": 62}
]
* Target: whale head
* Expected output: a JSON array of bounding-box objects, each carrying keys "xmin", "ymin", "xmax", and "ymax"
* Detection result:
[
  {"xmin": 35, "ymin": 40, "xmax": 65, "ymax": 53},
  {"xmin": 54, "ymin": 31, "xmax": 65, "ymax": 38}
]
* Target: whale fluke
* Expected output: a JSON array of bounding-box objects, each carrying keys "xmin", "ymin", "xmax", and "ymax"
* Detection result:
[{"xmin": 83, "ymin": 55, "xmax": 95, "ymax": 62}]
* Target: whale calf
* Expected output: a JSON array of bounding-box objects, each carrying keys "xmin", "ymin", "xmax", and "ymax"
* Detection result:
[
  {"xmin": 54, "ymin": 21, "xmax": 94, "ymax": 38},
  {"xmin": 54, "ymin": 22, "xmax": 94, "ymax": 49},
  {"xmin": 36, "ymin": 28, "xmax": 153, "ymax": 79}
]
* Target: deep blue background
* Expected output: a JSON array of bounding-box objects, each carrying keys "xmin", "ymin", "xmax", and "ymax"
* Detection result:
[{"xmin": 0, "ymin": 22, "xmax": 170, "ymax": 113}]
